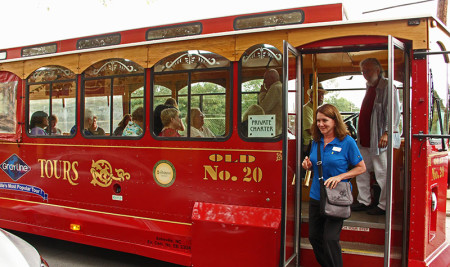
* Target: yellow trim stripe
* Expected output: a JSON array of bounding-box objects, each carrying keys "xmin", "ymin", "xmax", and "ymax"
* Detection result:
[
  {"xmin": 342, "ymin": 248, "xmax": 383, "ymax": 256},
  {"xmin": 0, "ymin": 196, "xmax": 192, "ymax": 226},
  {"xmin": 1, "ymin": 142, "xmax": 282, "ymax": 153}
]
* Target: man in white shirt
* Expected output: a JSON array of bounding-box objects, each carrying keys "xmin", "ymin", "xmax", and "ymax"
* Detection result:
[{"xmin": 189, "ymin": 108, "xmax": 215, "ymax": 138}]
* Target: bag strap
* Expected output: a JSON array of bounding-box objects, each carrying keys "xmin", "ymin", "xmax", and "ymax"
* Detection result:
[{"xmin": 317, "ymin": 140, "xmax": 323, "ymax": 181}]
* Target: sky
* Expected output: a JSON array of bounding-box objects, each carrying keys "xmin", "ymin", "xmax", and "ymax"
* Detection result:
[{"xmin": 0, "ymin": 0, "xmax": 440, "ymax": 49}]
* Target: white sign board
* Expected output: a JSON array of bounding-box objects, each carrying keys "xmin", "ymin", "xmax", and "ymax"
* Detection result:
[{"xmin": 248, "ymin": 115, "xmax": 276, "ymax": 137}]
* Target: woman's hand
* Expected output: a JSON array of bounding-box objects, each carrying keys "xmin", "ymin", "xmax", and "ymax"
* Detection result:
[
  {"xmin": 324, "ymin": 175, "xmax": 343, "ymax": 189},
  {"xmin": 302, "ymin": 156, "xmax": 312, "ymax": 170}
]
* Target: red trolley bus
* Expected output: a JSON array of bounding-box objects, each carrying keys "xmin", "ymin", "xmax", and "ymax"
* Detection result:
[{"xmin": 0, "ymin": 3, "xmax": 448, "ymax": 266}]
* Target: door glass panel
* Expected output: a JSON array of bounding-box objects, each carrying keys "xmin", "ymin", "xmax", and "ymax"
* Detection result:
[
  {"xmin": 288, "ymin": 90, "xmax": 296, "ymax": 138},
  {"xmin": 389, "ymin": 41, "xmax": 406, "ymax": 266},
  {"xmin": 284, "ymin": 43, "xmax": 298, "ymax": 265}
]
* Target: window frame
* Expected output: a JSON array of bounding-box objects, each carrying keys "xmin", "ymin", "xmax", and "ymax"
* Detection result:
[
  {"xmin": 0, "ymin": 71, "xmax": 22, "ymax": 142},
  {"xmin": 81, "ymin": 59, "xmax": 146, "ymax": 139},
  {"xmin": 151, "ymin": 66, "xmax": 233, "ymax": 141},
  {"xmin": 26, "ymin": 66, "xmax": 78, "ymax": 138},
  {"xmin": 238, "ymin": 44, "xmax": 283, "ymax": 142}
]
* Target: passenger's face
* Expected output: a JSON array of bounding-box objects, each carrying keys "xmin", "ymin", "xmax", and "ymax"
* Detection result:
[
  {"xmin": 92, "ymin": 117, "xmax": 97, "ymax": 128},
  {"xmin": 316, "ymin": 112, "xmax": 336, "ymax": 137},
  {"xmin": 309, "ymin": 91, "xmax": 325, "ymax": 105},
  {"xmin": 42, "ymin": 117, "xmax": 49, "ymax": 127},
  {"xmin": 318, "ymin": 91, "xmax": 325, "ymax": 105},
  {"xmin": 193, "ymin": 110, "xmax": 204, "ymax": 128},
  {"xmin": 361, "ymin": 63, "xmax": 380, "ymax": 85}
]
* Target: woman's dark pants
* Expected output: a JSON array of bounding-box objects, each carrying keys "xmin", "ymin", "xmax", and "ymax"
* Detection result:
[{"xmin": 308, "ymin": 199, "xmax": 344, "ymax": 267}]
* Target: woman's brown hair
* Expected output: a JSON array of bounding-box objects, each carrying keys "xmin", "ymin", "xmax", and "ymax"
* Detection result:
[
  {"xmin": 311, "ymin": 104, "xmax": 349, "ymax": 142},
  {"xmin": 131, "ymin": 107, "xmax": 144, "ymax": 122},
  {"xmin": 118, "ymin": 114, "xmax": 131, "ymax": 128}
]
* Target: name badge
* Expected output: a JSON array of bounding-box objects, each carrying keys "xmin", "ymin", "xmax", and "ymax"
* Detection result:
[{"xmin": 332, "ymin": 146, "xmax": 342, "ymax": 152}]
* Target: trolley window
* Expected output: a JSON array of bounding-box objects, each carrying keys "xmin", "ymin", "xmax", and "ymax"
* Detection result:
[
  {"xmin": 234, "ymin": 10, "xmax": 304, "ymax": 30},
  {"xmin": 153, "ymin": 50, "xmax": 231, "ymax": 139},
  {"xmin": 239, "ymin": 44, "xmax": 283, "ymax": 140},
  {"xmin": 22, "ymin": 43, "xmax": 57, "ymax": 57},
  {"xmin": 146, "ymin": 23, "xmax": 202, "ymax": 41},
  {"xmin": 0, "ymin": 72, "xmax": 19, "ymax": 136},
  {"xmin": 27, "ymin": 66, "xmax": 77, "ymax": 137},
  {"xmin": 0, "ymin": 51, "xmax": 6, "ymax": 60},
  {"xmin": 77, "ymin": 33, "xmax": 121, "ymax": 50},
  {"xmin": 82, "ymin": 58, "xmax": 145, "ymax": 138}
]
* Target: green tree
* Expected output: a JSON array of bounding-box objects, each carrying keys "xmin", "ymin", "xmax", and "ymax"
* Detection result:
[
  {"xmin": 326, "ymin": 92, "xmax": 360, "ymax": 114},
  {"xmin": 241, "ymin": 79, "xmax": 262, "ymax": 118}
]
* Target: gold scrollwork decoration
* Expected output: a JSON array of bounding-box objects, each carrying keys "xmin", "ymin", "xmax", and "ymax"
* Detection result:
[
  {"xmin": 90, "ymin": 160, "xmax": 131, "ymax": 187},
  {"xmin": 276, "ymin": 152, "xmax": 283, "ymax": 162}
]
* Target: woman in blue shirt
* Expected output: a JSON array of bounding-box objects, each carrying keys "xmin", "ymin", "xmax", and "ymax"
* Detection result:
[{"xmin": 302, "ymin": 104, "xmax": 366, "ymax": 267}]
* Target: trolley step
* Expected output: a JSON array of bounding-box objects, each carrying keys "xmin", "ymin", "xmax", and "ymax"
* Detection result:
[
  {"xmin": 301, "ymin": 202, "xmax": 402, "ymax": 246},
  {"xmin": 301, "ymin": 220, "xmax": 389, "ymax": 246},
  {"xmin": 300, "ymin": 238, "xmax": 401, "ymax": 267}
]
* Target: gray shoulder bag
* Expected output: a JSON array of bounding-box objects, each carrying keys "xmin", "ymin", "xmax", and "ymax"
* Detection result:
[{"xmin": 317, "ymin": 143, "xmax": 353, "ymax": 219}]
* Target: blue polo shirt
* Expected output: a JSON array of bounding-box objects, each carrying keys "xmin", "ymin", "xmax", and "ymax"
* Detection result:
[{"xmin": 309, "ymin": 135, "xmax": 363, "ymax": 201}]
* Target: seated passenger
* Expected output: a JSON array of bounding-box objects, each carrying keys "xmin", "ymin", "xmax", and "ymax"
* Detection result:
[
  {"xmin": 159, "ymin": 108, "xmax": 184, "ymax": 137},
  {"xmin": 241, "ymin": 104, "xmax": 265, "ymax": 137},
  {"xmin": 189, "ymin": 108, "xmax": 214, "ymax": 138},
  {"xmin": 123, "ymin": 108, "xmax": 144, "ymax": 136},
  {"xmin": 164, "ymin": 97, "xmax": 178, "ymax": 108},
  {"xmin": 30, "ymin": 111, "xmax": 49, "ymax": 135},
  {"xmin": 114, "ymin": 114, "xmax": 131, "ymax": 136},
  {"xmin": 46, "ymin": 114, "xmax": 62, "ymax": 135},
  {"xmin": 154, "ymin": 97, "xmax": 178, "ymax": 136},
  {"xmin": 258, "ymin": 68, "xmax": 282, "ymax": 135},
  {"xmin": 84, "ymin": 110, "xmax": 105, "ymax": 136}
]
